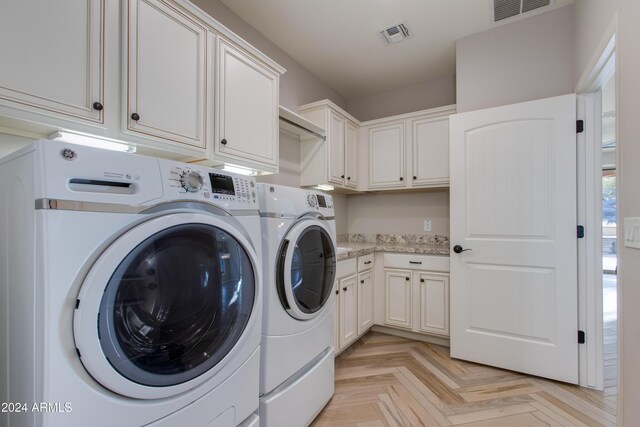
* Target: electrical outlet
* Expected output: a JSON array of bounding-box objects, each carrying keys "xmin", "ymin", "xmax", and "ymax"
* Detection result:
[{"xmin": 423, "ymin": 219, "xmax": 432, "ymax": 232}]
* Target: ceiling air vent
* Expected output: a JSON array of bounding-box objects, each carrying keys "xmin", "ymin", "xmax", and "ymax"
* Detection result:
[
  {"xmin": 494, "ymin": 0, "xmax": 552, "ymax": 22},
  {"xmin": 380, "ymin": 21, "xmax": 412, "ymax": 46}
]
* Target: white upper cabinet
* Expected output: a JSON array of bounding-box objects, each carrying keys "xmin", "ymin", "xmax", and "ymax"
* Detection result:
[
  {"xmin": 125, "ymin": 0, "xmax": 207, "ymax": 151},
  {"xmin": 363, "ymin": 105, "xmax": 456, "ymax": 191},
  {"xmin": 368, "ymin": 120, "xmax": 406, "ymax": 189},
  {"xmin": 0, "ymin": 0, "xmax": 115, "ymax": 128},
  {"xmin": 344, "ymin": 120, "xmax": 358, "ymax": 189},
  {"xmin": 215, "ymin": 38, "xmax": 280, "ymax": 173},
  {"xmin": 411, "ymin": 116, "xmax": 450, "ymax": 187},
  {"xmin": 327, "ymin": 110, "xmax": 345, "ymax": 185},
  {"xmin": 299, "ymin": 100, "xmax": 360, "ymax": 191}
]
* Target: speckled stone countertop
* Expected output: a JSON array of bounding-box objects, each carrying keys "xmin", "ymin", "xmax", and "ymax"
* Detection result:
[{"xmin": 335, "ymin": 241, "xmax": 450, "ymax": 261}]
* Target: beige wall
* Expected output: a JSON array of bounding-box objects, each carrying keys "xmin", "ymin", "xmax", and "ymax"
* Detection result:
[
  {"xmin": 190, "ymin": 0, "xmax": 346, "ymax": 112},
  {"xmin": 347, "ymin": 190, "xmax": 449, "ymax": 236},
  {"xmin": 347, "ymin": 75, "xmax": 456, "ymax": 121},
  {"xmin": 574, "ymin": 1, "xmax": 640, "ymax": 424},
  {"xmin": 456, "ymin": 5, "xmax": 575, "ymax": 113}
]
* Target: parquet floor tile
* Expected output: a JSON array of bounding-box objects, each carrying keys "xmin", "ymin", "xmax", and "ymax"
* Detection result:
[{"xmin": 312, "ymin": 332, "xmax": 617, "ymax": 426}]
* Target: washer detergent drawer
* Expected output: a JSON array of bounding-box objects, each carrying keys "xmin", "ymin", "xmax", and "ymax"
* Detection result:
[{"xmin": 260, "ymin": 348, "xmax": 334, "ymax": 427}]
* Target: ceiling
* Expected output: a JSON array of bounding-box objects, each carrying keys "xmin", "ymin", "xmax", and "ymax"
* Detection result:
[{"xmin": 219, "ymin": 0, "xmax": 574, "ymax": 100}]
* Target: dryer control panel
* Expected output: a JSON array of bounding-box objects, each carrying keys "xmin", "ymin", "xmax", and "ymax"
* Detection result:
[{"xmin": 160, "ymin": 159, "xmax": 257, "ymax": 209}]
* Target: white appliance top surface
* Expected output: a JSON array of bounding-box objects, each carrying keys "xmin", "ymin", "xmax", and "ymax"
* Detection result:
[
  {"xmin": 256, "ymin": 183, "xmax": 334, "ymax": 217},
  {"xmin": 32, "ymin": 140, "xmax": 258, "ymax": 212}
]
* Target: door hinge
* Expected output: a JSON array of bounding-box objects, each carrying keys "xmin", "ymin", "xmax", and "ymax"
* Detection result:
[
  {"xmin": 577, "ymin": 120, "xmax": 584, "ymax": 133},
  {"xmin": 577, "ymin": 225, "xmax": 585, "ymax": 238},
  {"xmin": 578, "ymin": 330, "xmax": 586, "ymax": 344}
]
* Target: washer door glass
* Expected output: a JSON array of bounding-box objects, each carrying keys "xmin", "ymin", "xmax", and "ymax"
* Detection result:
[
  {"xmin": 277, "ymin": 223, "xmax": 336, "ymax": 320},
  {"xmin": 98, "ymin": 223, "xmax": 255, "ymax": 387}
]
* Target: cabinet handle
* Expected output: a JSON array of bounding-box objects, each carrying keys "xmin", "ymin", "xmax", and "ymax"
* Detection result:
[
  {"xmin": 364, "ymin": 261, "xmax": 372, "ymax": 265},
  {"xmin": 341, "ymin": 174, "xmax": 345, "ymax": 179},
  {"xmin": 360, "ymin": 280, "xmax": 364, "ymax": 284},
  {"xmin": 221, "ymin": 139, "xmax": 228, "ymax": 145},
  {"xmin": 131, "ymin": 112, "xmax": 140, "ymax": 121},
  {"xmin": 92, "ymin": 102, "xmax": 103, "ymax": 111},
  {"xmin": 335, "ymin": 289, "xmax": 339, "ymax": 295},
  {"xmin": 347, "ymin": 176, "xmax": 351, "ymax": 180},
  {"xmin": 343, "ymin": 286, "xmax": 347, "ymax": 291},
  {"xmin": 405, "ymin": 277, "xmax": 410, "ymax": 281},
  {"xmin": 413, "ymin": 176, "xmax": 417, "ymax": 180},
  {"xmin": 399, "ymin": 177, "xmax": 404, "ymax": 181},
  {"xmin": 409, "ymin": 261, "xmax": 422, "ymax": 265},
  {"xmin": 420, "ymin": 278, "xmax": 425, "ymax": 283}
]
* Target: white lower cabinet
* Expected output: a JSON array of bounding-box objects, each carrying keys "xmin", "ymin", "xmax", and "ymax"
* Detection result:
[
  {"xmin": 383, "ymin": 254, "xmax": 450, "ymax": 337},
  {"xmin": 335, "ymin": 254, "xmax": 374, "ymax": 355},
  {"xmin": 417, "ymin": 273, "xmax": 450, "ymax": 336},
  {"xmin": 357, "ymin": 270, "xmax": 374, "ymax": 334},
  {"xmin": 338, "ymin": 275, "xmax": 358, "ymax": 348},
  {"xmin": 383, "ymin": 269, "xmax": 413, "ymax": 329}
]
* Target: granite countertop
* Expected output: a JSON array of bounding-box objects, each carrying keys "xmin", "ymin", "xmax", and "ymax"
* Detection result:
[{"xmin": 336, "ymin": 241, "xmax": 450, "ymax": 261}]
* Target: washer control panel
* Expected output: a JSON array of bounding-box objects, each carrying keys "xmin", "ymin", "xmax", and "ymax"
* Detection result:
[
  {"xmin": 304, "ymin": 191, "xmax": 333, "ymax": 210},
  {"xmin": 163, "ymin": 160, "xmax": 257, "ymax": 207}
]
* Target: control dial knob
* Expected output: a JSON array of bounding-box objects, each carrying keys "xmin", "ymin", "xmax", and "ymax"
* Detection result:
[
  {"xmin": 306, "ymin": 193, "xmax": 318, "ymax": 208},
  {"xmin": 181, "ymin": 170, "xmax": 203, "ymax": 192}
]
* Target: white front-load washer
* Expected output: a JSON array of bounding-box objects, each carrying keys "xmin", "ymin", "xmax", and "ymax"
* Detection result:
[
  {"xmin": 0, "ymin": 140, "xmax": 262, "ymax": 427},
  {"xmin": 257, "ymin": 184, "xmax": 337, "ymax": 427}
]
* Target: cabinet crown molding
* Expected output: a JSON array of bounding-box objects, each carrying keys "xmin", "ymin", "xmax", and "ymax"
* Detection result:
[{"xmin": 299, "ymin": 99, "xmax": 360, "ymax": 125}]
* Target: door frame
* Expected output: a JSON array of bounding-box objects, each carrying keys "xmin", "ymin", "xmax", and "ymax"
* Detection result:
[{"xmin": 575, "ymin": 12, "xmax": 618, "ymax": 392}]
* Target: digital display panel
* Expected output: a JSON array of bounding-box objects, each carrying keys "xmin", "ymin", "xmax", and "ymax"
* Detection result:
[
  {"xmin": 316, "ymin": 194, "xmax": 327, "ymax": 208},
  {"xmin": 209, "ymin": 173, "xmax": 235, "ymax": 195}
]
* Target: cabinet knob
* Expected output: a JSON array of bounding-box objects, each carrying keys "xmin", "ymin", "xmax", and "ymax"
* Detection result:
[
  {"xmin": 92, "ymin": 102, "xmax": 103, "ymax": 111},
  {"xmin": 131, "ymin": 112, "xmax": 140, "ymax": 121},
  {"xmin": 347, "ymin": 176, "xmax": 351, "ymax": 180},
  {"xmin": 399, "ymin": 177, "xmax": 404, "ymax": 181},
  {"xmin": 341, "ymin": 174, "xmax": 345, "ymax": 179},
  {"xmin": 420, "ymin": 278, "xmax": 425, "ymax": 283},
  {"xmin": 413, "ymin": 176, "xmax": 417, "ymax": 180},
  {"xmin": 405, "ymin": 277, "xmax": 410, "ymax": 281},
  {"xmin": 343, "ymin": 286, "xmax": 347, "ymax": 291},
  {"xmin": 335, "ymin": 289, "xmax": 339, "ymax": 295},
  {"xmin": 221, "ymin": 139, "xmax": 228, "ymax": 145},
  {"xmin": 360, "ymin": 280, "xmax": 364, "ymax": 284}
]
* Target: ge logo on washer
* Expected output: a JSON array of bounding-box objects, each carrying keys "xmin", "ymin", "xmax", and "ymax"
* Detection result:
[{"xmin": 60, "ymin": 148, "xmax": 77, "ymax": 161}]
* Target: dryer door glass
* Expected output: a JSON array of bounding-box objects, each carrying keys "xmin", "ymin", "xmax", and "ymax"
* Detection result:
[
  {"xmin": 98, "ymin": 223, "xmax": 255, "ymax": 387},
  {"xmin": 278, "ymin": 225, "xmax": 336, "ymax": 315}
]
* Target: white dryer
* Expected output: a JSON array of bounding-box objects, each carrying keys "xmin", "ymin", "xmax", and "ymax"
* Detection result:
[
  {"xmin": 257, "ymin": 184, "xmax": 336, "ymax": 427},
  {"xmin": 0, "ymin": 140, "xmax": 262, "ymax": 427}
]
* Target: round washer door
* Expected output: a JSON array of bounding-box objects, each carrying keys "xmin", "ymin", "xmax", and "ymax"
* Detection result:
[
  {"xmin": 73, "ymin": 212, "xmax": 259, "ymax": 399},
  {"xmin": 276, "ymin": 219, "xmax": 336, "ymax": 320}
]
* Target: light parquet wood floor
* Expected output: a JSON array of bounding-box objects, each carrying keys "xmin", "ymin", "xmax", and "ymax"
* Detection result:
[{"xmin": 312, "ymin": 332, "xmax": 617, "ymax": 427}]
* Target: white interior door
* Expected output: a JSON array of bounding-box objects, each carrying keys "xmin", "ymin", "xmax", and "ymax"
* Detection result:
[{"xmin": 450, "ymin": 94, "xmax": 578, "ymax": 384}]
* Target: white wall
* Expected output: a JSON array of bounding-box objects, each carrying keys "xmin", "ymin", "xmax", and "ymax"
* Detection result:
[
  {"xmin": 0, "ymin": 132, "xmax": 36, "ymax": 157},
  {"xmin": 347, "ymin": 75, "xmax": 456, "ymax": 121},
  {"xmin": 574, "ymin": 1, "xmax": 640, "ymax": 424},
  {"xmin": 456, "ymin": 5, "xmax": 575, "ymax": 113},
  {"xmin": 347, "ymin": 190, "xmax": 449, "ymax": 236}
]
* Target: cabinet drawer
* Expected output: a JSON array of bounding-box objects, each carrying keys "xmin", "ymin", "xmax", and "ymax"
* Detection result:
[
  {"xmin": 383, "ymin": 253, "xmax": 449, "ymax": 272},
  {"xmin": 357, "ymin": 254, "xmax": 374, "ymax": 271},
  {"xmin": 336, "ymin": 258, "xmax": 357, "ymax": 279}
]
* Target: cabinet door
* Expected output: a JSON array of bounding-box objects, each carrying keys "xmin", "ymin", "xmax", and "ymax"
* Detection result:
[
  {"xmin": 412, "ymin": 116, "xmax": 450, "ymax": 187},
  {"xmin": 369, "ymin": 121, "xmax": 405, "ymax": 189},
  {"xmin": 357, "ymin": 270, "xmax": 373, "ymax": 335},
  {"xmin": 127, "ymin": 0, "xmax": 206, "ymax": 149},
  {"xmin": 384, "ymin": 269, "xmax": 412, "ymax": 329},
  {"xmin": 418, "ymin": 273, "xmax": 449, "ymax": 336},
  {"xmin": 327, "ymin": 110, "xmax": 345, "ymax": 186},
  {"xmin": 338, "ymin": 275, "xmax": 358, "ymax": 348},
  {"xmin": 217, "ymin": 39, "xmax": 279, "ymax": 171},
  {"xmin": 344, "ymin": 120, "xmax": 358, "ymax": 188},
  {"xmin": 0, "ymin": 0, "xmax": 104, "ymax": 123}
]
